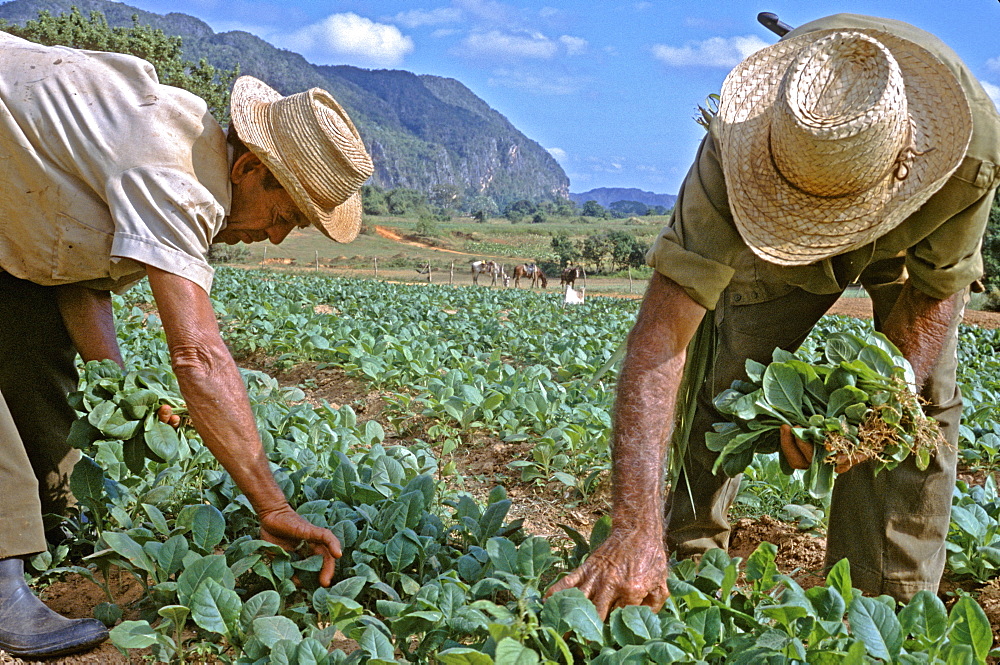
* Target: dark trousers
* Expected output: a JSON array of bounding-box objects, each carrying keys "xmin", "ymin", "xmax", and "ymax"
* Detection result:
[
  {"xmin": 665, "ymin": 258, "xmax": 964, "ymax": 601},
  {"xmin": 0, "ymin": 273, "xmax": 80, "ymax": 557}
]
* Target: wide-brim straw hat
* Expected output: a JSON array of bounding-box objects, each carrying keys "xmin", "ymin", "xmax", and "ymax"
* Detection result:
[
  {"xmin": 230, "ymin": 76, "xmax": 374, "ymax": 243},
  {"xmin": 716, "ymin": 29, "xmax": 972, "ymax": 266}
]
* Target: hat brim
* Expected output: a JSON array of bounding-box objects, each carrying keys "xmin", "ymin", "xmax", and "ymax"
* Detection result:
[
  {"xmin": 717, "ymin": 29, "xmax": 972, "ymax": 266},
  {"xmin": 229, "ymin": 76, "xmax": 363, "ymax": 244}
]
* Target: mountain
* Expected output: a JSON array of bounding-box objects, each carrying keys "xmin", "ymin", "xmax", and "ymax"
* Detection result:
[
  {"xmin": 570, "ymin": 187, "xmax": 676, "ymax": 209},
  {"xmin": 0, "ymin": 0, "xmax": 569, "ymax": 207}
]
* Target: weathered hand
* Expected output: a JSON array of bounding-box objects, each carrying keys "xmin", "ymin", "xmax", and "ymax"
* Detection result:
[
  {"xmin": 779, "ymin": 423, "xmax": 868, "ymax": 474},
  {"xmin": 156, "ymin": 404, "xmax": 182, "ymax": 429},
  {"xmin": 258, "ymin": 504, "xmax": 343, "ymax": 587},
  {"xmin": 544, "ymin": 530, "xmax": 669, "ymax": 620}
]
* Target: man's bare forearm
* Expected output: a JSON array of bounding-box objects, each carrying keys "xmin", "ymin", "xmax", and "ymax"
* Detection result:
[
  {"xmin": 145, "ymin": 267, "xmax": 288, "ymax": 515},
  {"xmin": 880, "ymin": 281, "xmax": 959, "ymax": 387},
  {"xmin": 55, "ymin": 285, "xmax": 124, "ymax": 366},
  {"xmin": 610, "ymin": 273, "xmax": 706, "ymax": 531}
]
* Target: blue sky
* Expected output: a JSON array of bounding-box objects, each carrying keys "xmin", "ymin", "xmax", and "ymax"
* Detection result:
[{"xmin": 102, "ymin": 0, "xmax": 1000, "ymax": 196}]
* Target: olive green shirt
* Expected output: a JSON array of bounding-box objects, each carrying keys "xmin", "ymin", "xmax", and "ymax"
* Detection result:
[{"xmin": 647, "ymin": 14, "xmax": 1000, "ymax": 310}]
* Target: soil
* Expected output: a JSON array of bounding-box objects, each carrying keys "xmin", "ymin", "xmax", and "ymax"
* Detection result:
[
  {"xmin": 7, "ymin": 294, "xmax": 1000, "ymax": 663},
  {"xmin": 373, "ymin": 225, "xmax": 469, "ymax": 255}
]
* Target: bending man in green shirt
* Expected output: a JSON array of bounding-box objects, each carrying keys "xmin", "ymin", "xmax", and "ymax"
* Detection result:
[{"xmin": 548, "ymin": 13, "xmax": 1000, "ymax": 617}]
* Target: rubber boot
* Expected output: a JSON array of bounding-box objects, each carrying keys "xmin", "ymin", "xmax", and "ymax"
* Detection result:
[{"xmin": 0, "ymin": 557, "xmax": 108, "ymax": 658}]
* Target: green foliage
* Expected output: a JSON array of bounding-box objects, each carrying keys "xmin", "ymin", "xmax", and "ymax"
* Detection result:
[
  {"xmin": 504, "ymin": 199, "xmax": 536, "ymax": 223},
  {"xmin": 386, "ymin": 188, "xmax": 429, "ymax": 216},
  {"xmin": 414, "ymin": 216, "xmax": 440, "ymax": 238},
  {"xmin": 551, "ymin": 233, "xmax": 581, "ymax": 267},
  {"xmin": 609, "ymin": 200, "xmax": 649, "ymax": 217},
  {"xmin": 981, "ymin": 201, "xmax": 1000, "ymax": 293},
  {"xmin": 709, "ymin": 331, "xmax": 941, "ymax": 498},
  {"xmin": 581, "ymin": 200, "xmax": 608, "ymax": 218},
  {"xmin": 0, "ymin": 7, "xmax": 237, "ymax": 123},
  {"xmin": 17, "ymin": 267, "xmax": 1000, "ymax": 661},
  {"xmin": 361, "ymin": 184, "xmax": 389, "ymax": 216}
]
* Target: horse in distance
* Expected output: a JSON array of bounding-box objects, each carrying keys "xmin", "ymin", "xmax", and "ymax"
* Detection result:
[
  {"xmin": 559, "ymin": 266, "xmax": 584, "ymax": 288},
  {"xmin": 470, "ymin": 260, "xmax": 510, "ymax": 287},
  {"xmin": 512, "ymin": 263, "xmax": 548, "ymax": 288}
]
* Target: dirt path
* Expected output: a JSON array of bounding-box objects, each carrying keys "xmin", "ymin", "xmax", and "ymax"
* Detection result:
[
  {"xmin": 373, "ymin": 225, "xmax": 472, "ymax": 255},
  {"xmin": 827, "ymin": 295, "xmax": 1000, "ymax": 329}
]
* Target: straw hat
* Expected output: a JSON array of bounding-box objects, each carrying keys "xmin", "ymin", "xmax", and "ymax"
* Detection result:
[
  {"xmin": 230, "ymin": 76, "xmax": 374, "ymax": 243},
  {"xmin": 716, "ymin": 29, "xmax": 972, "ymax": 266}
]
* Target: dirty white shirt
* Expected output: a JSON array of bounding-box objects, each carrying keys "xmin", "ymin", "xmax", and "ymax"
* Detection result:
[{"xmin": 0, "ymin": 31, "xmax": 231, "ymax": 293}]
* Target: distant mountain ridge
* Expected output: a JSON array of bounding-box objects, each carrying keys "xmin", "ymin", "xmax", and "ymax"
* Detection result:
[
  {"xmin": 570, "ymin": 187, "xmax": 676, "ymax": 209},
  {"xmin": 0, "ymin": 0, "xmax": 570, "ymax": 207}
]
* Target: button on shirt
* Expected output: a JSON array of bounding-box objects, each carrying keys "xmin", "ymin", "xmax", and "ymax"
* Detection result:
[
  {"xmin": 646, "ymin": 14, "xmax": 1000, "ymax": 311},
  {"xmin": 0, "ymin": 32, "xmax": 231, "ymax": 294}
]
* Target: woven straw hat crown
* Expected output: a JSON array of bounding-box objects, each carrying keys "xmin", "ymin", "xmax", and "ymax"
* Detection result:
[
  {"xmin": 230, "ymin": 76, "xmax": 374, "ymax": 243},
  {"xmin": 717, "ymin": 29, "xmax": 972, "ymax": 266}
]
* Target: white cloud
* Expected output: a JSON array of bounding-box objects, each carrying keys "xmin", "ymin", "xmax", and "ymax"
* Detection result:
[
  {"xmin": 547, "ymin": 147, "xmax": 568, "ymax": 161},
  {"xmin": 987, "ymin": 56, "xmax": 1000, "ymax": 73},
  {"xmin": 634, "ymin": 2, "xmax": 653, "ymax": 9},
  {"xmin": 459, "ymin": 30, "xmax": 558, "ymax": 60},
  {"xmin": 651, "ymin": 35, "xmax": 769, "ymax": 68},
  {"xmin": 455, "ymin": 0, "xmax": 521, "ymax": 26},
  {"xmin": 982, "ymin": 81, "xmax": 1000, "ymax": 109},
  {"xmin": 488, "ymin": 69, "xmax": 586, "ymax": 94},
  {"xmin": 559, "ymin": 35, "xmax": 588, "ymax": 55},
  {"xmin": 281, "ymin": 13, "xmax": 414, "ymax": 67},
  {"xmin": 393, "ymin": 7, "xmax": 462, "ymax": 29}
]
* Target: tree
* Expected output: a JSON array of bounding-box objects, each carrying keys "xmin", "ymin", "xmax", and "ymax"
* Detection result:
[
  {"xmin": 609, "ymin": 200, "xmax": 649, "ymax": 218},
  {"xmin": 531, "ymin": 212, "xmax": 547, "ymax": 224},
  {"xmin": 505, "ymin": 199, "xmax": 536, "ymax": 223},
  {"xmin": 983, "ymin": 201, "xmax": 1000, "ymax": 292},
  {"xmin": 430, "ymin": 183, "xmax": 462, "ymax": 213},
  {"xmin": 361, "ymin": 184, "xmax": 388, "ymax": 215},
  {"xmin": 467, "ymin": 195, "xmax": 499, "ymax": 220},
  {"xmin": 607, "ymin": 230, "xmax": 649, "ymax": 270},
  {"xmin": 551, "ymin": 233, "xmax": 580, "ymax": 267},
  {"xmin": 386, "ymin": 188, "xmax": 428, "ymax": 216},
  {"xmin": 581, "ymin": 200, "xmax": 607, "ymax": 218},
  {"xmin": 0, "ymin": 8, "xmax": 238, "ymax": 124},
  {"xmin": 582, "ymin": 233, "xmax": 614, "ymax": 272}
]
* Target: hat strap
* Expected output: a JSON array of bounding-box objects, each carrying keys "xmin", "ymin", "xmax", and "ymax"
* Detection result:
[{"xmin": 892, "ymin": 118, "xmax": 932, "ymax": 181}]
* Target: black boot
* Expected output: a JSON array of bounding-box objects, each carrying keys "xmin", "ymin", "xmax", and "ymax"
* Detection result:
[{"xmin": 0, "ymin": 557, "xmax": 108, "ymax": 658}]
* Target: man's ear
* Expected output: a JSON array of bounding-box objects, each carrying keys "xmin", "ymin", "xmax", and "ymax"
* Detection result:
[{"xmin": 230, "ymin": 151, "xmax": 265, "ymax": 184}]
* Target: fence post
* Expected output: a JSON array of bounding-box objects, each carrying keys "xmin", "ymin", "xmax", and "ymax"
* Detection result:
[
  {"xmin": 374, "ymin": 257, "xmax": 378, "ymax": 279},
  {"xmin": 261, "ymin": 246, "xmax": 266, "ymax": 267},
  {"xmin": 628, "ymin": 267, "xmax": 633, "ymax": 294},
  {"xmin": 450, "ymin": 262, "xmax": 454, "ymax": 285},
  {"xmin": 427, "ymin": 263, "xmax": 432, "ymax": 283},
  {"xmin": 315, "ymin": 250, "xmax": 319, "ymax": 271}
]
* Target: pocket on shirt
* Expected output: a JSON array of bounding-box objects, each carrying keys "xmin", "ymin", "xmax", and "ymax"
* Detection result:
[{"xmin": 52, "ymin": 214, "xmax": 114, "ymax": 282}]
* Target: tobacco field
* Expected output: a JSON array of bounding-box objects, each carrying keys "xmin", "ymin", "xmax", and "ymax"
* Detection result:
[{"xmin": 30, "ymin": 267, "xmax": 1000, "ymax": 663}]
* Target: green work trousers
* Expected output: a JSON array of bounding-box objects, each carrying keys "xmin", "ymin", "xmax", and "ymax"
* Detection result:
[
  {"xmin": 0, "ymin": 274, "xmax": 80, "ymax": 558},
  {"xmin": 664, "ymin": 258, "xmax": 964, "ymax": 602}
]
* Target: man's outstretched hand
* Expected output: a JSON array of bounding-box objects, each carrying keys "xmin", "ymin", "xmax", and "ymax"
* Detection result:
[
  {"xmin": 544, "ymin": 531, "xmax": 669, "ymax": 620},
  {"xmin": 258, "ymin": 504, "xmax": 343, "ymax": 587},
  {"xmin": 779, "ymin": 423, "xmax": 868, "ymax": 474}
]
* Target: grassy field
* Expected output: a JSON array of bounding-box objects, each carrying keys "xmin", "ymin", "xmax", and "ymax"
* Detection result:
[{"xmin": 225, "ymin": 212, "xmax": 663, "ymax": 297}]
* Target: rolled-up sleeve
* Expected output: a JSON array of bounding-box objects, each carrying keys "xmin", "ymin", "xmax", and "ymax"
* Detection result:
[
  {"xmin": 646, "ymin": 129, "xmax": 742, "ymax": 310},
  {"xmin": 895, "ymin": 156, "xmax": 1000, "ymax": 300}
]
